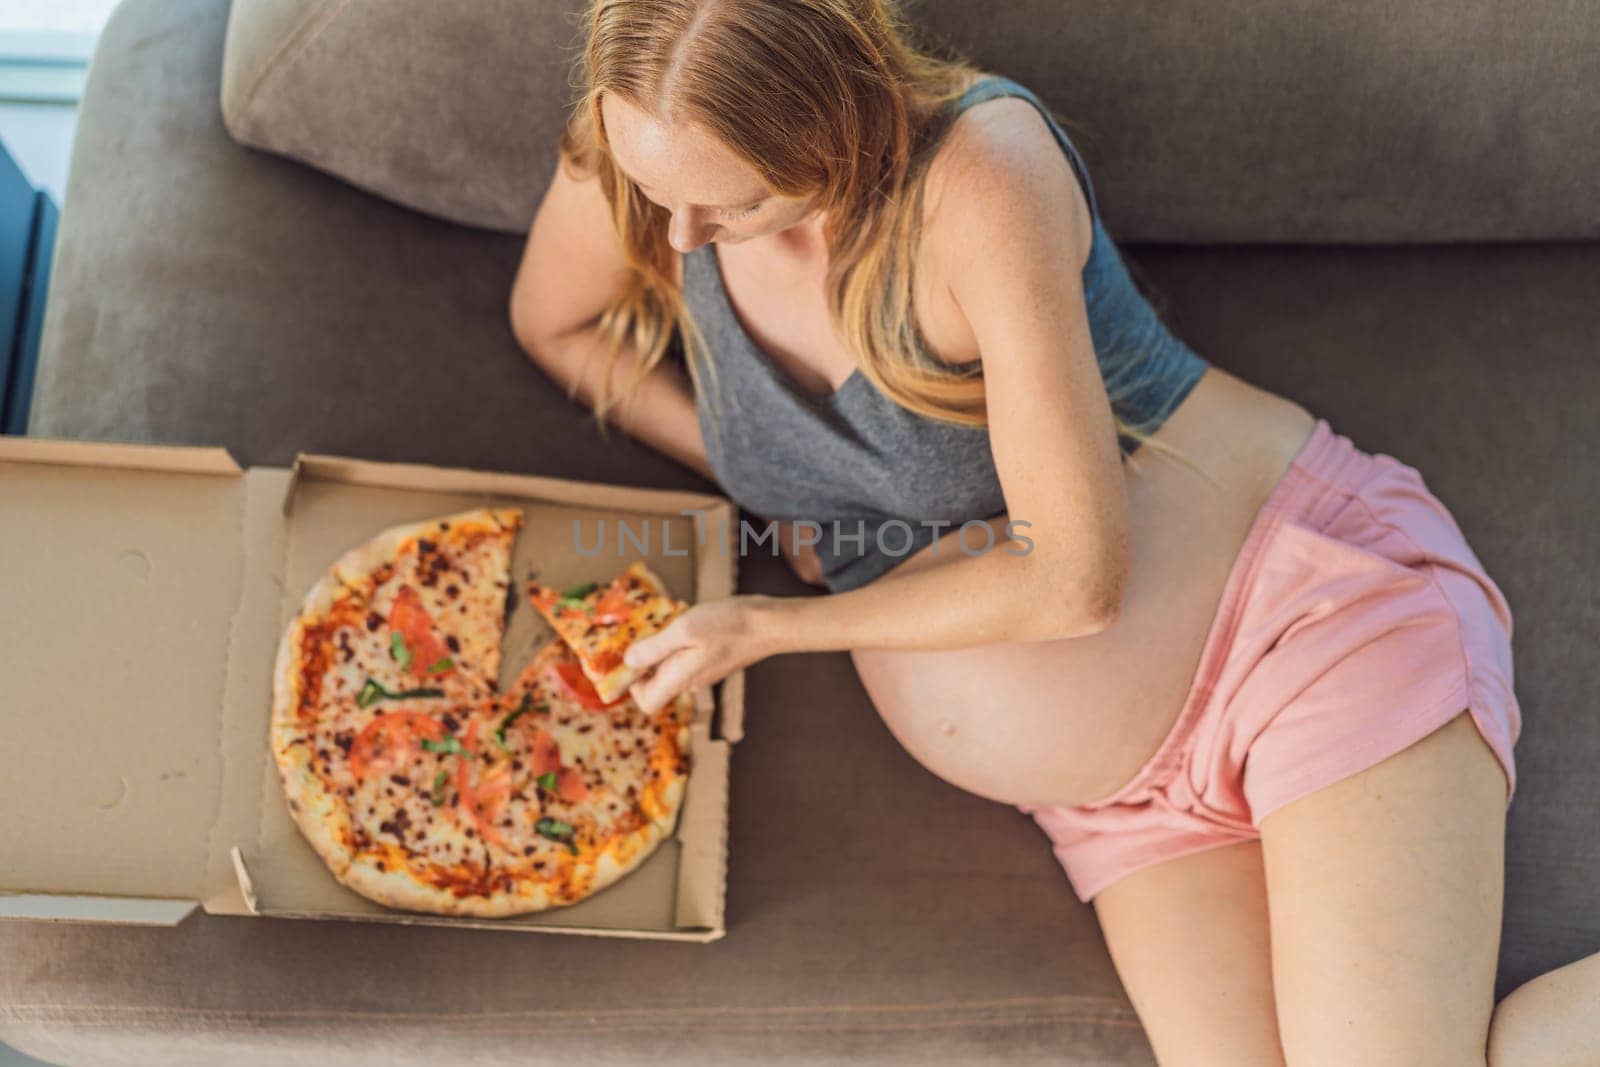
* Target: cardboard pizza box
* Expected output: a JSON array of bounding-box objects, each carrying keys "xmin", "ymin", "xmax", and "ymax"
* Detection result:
[{"xmin": 0, "ymin": 436, "xmax": 743, "ymax": 942}]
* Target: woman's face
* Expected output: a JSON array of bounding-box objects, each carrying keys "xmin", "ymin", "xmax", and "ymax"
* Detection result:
[{"xmin": 600, "ymin": 91, "xmax": 820, "ymax": 253}]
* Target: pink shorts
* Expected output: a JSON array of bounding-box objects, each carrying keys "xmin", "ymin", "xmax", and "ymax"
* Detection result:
[{"xmin": 1018, "ymin": 417, "xmax": 1521, "ymax": 903}]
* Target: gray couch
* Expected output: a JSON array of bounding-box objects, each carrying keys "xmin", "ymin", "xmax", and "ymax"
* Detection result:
[{"xmin": 3, "ymin": 0, "xmax": 1597, "ymax": 1063}]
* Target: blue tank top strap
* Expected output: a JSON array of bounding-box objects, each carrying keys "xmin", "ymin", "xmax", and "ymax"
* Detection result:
[{"xmin": 948, "ymin": 75, "xmax": 1102, "ymax": 222}]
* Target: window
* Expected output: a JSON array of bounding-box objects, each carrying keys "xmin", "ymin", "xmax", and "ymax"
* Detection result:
[{"xmin": 1, "ymin": 0, "xmax": 121, "ymax": 104}]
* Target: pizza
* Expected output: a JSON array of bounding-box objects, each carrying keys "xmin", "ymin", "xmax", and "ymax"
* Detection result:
[
  {"xmin": 271, "ymin": 507, "xmax": 696, "ymax": 918},
  {"xmin": 526, "ymin": 560, "xmax": 689, "ymax": 703}
]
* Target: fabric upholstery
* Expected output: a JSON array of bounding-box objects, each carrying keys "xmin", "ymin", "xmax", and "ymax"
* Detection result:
[
  {"xmin": 217, "ymin": 0, "xmax": 1600, "ymax": 242},
  {"xmin": 6, "ymin": 0, "xmax": 1598, "ymax": 1062},
  {"xmin": 220, "ymin": 0, "xmax": 578, "ymax": 235}
]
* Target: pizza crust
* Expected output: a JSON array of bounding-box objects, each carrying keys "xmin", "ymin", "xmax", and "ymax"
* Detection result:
[
  {"xmin": 271, "ymin": 567, "xmax": 363, "ymax": 882},
  {"xmin": 593, "ymin": 663, "xmax": 642, "ymax": 705},
  {"xmin": 327, "ymin": 507, "xmax": 521, "ymax": 592},
  {"xmin": 336, "ymin": 789, "xmax": 682, "ymax": 918}
]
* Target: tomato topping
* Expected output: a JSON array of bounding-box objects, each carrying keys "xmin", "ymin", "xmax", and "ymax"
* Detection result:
[
  {"xmin": 526, "ymin": 726, "xmax": 563, "ymax": 776},
  {"xmin": 589, "ymin": 648, "xmax": 625, "ymax": 673},
  {"xmin": 348, "ymin": 712, "xmax": 445, "ymax": 781},
  {"xmin": 513, "ymin": 725, "xmax": 588, "ymax": 800},
  {"xmin": 556, "ymin": 765, "xmax": 590, "ymax": 803},
  {"xmin": 545, "ymin": 662, "xmax": 624, "ymax": 711},
  {"xmin": 589, "ymin": 584, "xmax": 632, "ymax": 625},
  {"xmin": 528, "ymin": 586, "xmax": 559, "ymax": 612},
  {"xmin": 388, "ymin": 586, "xmax": 455, "ymax": 679},
  {"xmin": 455, "ymin": 758, "xmax": 511, "ymax": 848}
]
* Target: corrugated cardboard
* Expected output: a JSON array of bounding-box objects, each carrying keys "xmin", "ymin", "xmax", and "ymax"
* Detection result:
[{"xmin": 0, "ymin": 437, "xmax": 741, "ymax": 941}]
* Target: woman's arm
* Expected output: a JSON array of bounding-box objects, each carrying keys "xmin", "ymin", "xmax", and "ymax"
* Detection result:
[
  {"xmin": 511, "ymin": 149, "xmax": 715, "ymax": 481},
  {"xmin": 625, "ymin": 116, "xmax": 1132, "ymax": 712}
]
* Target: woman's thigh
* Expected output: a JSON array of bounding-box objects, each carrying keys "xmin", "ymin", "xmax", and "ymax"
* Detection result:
[
  {"xmin": 1259, "ymin": 708, "xmax": 1506, "ymax": 1067},
  {"xmin": 1093, "ymin": 839, "xmax": 1286, "ymax": 1067}
]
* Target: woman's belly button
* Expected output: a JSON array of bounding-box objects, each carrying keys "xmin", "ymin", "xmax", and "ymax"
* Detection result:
[{"xmin": 849, "ymin": 468, "xmax": 1260, "ymax": 809}]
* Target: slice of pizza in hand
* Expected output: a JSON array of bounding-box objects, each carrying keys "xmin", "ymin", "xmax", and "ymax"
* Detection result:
[
  {"xmin": 331, "ymin": 507, "xmax": 522, "ymax": 695},
  {"xmin": 526, "ymin": 560, "xmax": 688, "ymax": 704}
]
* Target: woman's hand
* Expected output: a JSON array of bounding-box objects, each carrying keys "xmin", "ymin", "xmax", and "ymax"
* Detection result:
[{"xmin": 624, "ymin": 596, "xmax": 782, "ymax": 714}]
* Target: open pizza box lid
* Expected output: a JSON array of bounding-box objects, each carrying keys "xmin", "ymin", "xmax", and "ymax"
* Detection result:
[{"xmin": 0, "ymin": 436, "xmax": 743, "ymax": 942}]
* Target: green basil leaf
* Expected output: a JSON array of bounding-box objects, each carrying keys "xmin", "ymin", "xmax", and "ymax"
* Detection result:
[
  {"xmin": 559, "ymin": 581, "xmax": 599, "ymax": 601},
  {"xmin": 535, "ymin": 817, "xmax": 574, "ymax": 840},
  {"xmin": 425, "ymin": 656, "xmax": 454, "ymax": 674},
  {"xmin": 420, "ymin": 736, "xmax": 465, "ymax": 756},
  {"xmin": 535, "ymin": 771, "xmax": 558, "ymax": 791},
  {"xmin": 390, "ymin": 631, "xmax": 413, "ymax": 670},
  {"xmin": 494, "ymin": 694, "xmax": 534, "ymax": 749},
  {"xmin": 355, "ymin": 677, "xmax": 444, "ymax": 708},
  {"xmin": 430, "ymin": 768, "xmax": 449, "ymax": 805}
]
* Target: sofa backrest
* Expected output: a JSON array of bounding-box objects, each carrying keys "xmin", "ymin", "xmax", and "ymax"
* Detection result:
[{"xmin": 219, "ymin": 0, "xmax": 1599, "ymax": 243}]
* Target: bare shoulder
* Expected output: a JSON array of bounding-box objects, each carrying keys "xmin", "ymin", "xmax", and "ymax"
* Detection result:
[{"xmin": 921, "ymin": 84, "xmax": 1094, "ymax": 276}]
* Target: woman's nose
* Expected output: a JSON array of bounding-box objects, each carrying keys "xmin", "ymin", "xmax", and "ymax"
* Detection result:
[{"xmin": 667, "ymin": 211, "xmax": 711, "ymax": 254}]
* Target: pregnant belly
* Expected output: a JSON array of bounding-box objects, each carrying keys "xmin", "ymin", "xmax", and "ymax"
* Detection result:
[{"xmin": 850, "ymin": 371, "xmax": 1318, "ymax": 808}]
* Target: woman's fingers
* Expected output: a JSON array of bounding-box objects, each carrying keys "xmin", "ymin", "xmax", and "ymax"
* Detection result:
[
  {"xmin": 625, "ymin": 614, "xmax": 693, "ymax": 670},
  {"xmin": 628, "ymin": 647, "xmax": 700, "ymax": 714}
]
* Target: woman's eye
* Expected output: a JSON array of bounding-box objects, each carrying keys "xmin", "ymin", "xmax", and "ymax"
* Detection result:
[{"xmin": 724, "ymin": 203, "xmax": 762, "ymax": 220}]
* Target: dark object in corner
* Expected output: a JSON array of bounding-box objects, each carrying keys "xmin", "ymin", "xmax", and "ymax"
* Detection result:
[{"xmin": 0, "ymin": 136, "xmax": 57, "ymax": 435}]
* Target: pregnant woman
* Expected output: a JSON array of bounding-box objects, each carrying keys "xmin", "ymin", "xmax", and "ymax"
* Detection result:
[{"xmin": 510, "ymin": 1, "xmax": 1599, "ymax": 1062}]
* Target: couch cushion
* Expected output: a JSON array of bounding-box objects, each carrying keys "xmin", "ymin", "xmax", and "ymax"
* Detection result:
[{"xmin": 218, "ymin": 0, "xmax": 1600, "ymax": 242}]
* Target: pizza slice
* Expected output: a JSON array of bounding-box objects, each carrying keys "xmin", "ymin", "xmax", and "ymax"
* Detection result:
[
  {"xmin": 487, "ymin": 637, "xmax": 696, "ymax": 861},
  {"xmin": 330, "ymin": 507, "xmax": 522, "ymax": 695},
  {"xmin": 525, "ymin": 560, "xmax": 688, "ymax": 703}
]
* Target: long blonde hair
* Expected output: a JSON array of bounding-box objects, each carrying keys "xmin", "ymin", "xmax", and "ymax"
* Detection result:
[{"xmin": 557, "ymin": 0, "xmax": 1190, "ymax": 468}]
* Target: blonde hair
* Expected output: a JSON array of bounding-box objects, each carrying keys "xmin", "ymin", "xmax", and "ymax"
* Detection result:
[{"xmin": 557, "ymin": 0, "xmax": 1191, "ymax": 469}]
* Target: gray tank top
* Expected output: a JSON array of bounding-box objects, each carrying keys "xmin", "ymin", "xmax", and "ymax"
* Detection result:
[{"xmin": 683, "ymin": 74, "xmax": 1210, "ymax": 593}]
